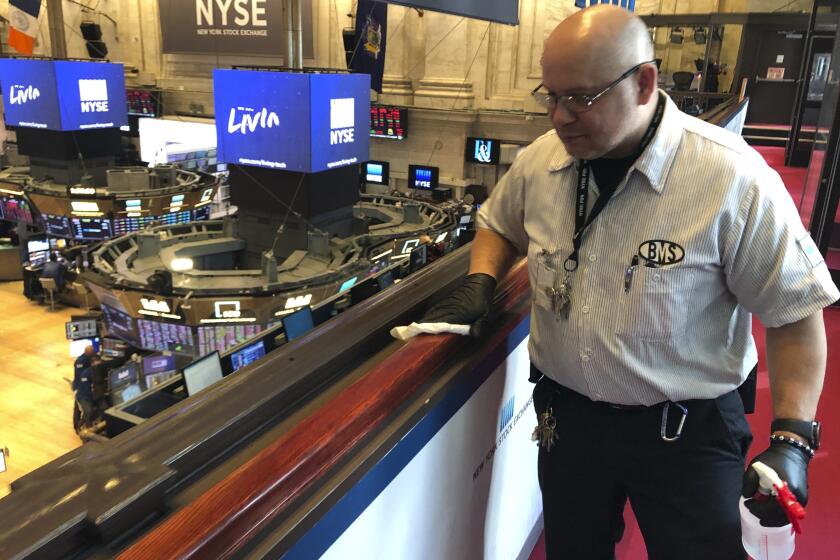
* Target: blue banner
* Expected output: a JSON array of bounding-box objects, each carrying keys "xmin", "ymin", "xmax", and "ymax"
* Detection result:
[
  {"xmin": 0, "ymin": 59, "xmax": 127, "ymax": 131},
  {"xmin": 214, "ymin": 70, "xmax": 370, "ymax": 173},
  {"xmin": 384, "ymin": 0, "xmax": 518, "ymax": 25},
  {"xmin": 350, "ymin": 0, "xmax": 388, "ymax": 93}
]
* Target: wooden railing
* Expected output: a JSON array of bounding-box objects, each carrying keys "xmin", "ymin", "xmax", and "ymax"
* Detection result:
[{"xmin": 119, "ymin": 260, "xmax": 531, "ymax": 560}]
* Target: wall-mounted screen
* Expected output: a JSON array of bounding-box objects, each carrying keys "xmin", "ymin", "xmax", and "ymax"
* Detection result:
[
  {"xmin": 465, "ymin": 137, "xmax": 501, "ymax": 165},
  {"xmin": 365, "ymin": 160, "xmax": 390, "ymax": 185},
  {"xmin": 126, "ymin": 89, "xmax": 161, "ymax": 117},
  {"xmin": 408, "ymin": 165, "xmax": 439, "ymax": 190},
  {"xmin": 370, "ymin": 106, "xmax": 407, "ymax": 140}
]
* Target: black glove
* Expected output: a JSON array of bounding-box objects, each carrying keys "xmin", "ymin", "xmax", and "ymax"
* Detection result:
[
  {"xmin": 742, "ymin": 440, "xmax": 810, "ymax": 527},
  {"xmin": 420, "ymin": 273, "xmax": 497, "ymax": 337}
]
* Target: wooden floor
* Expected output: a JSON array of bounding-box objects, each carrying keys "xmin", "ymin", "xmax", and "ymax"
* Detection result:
[{"xmin": 0, "ymin": 282, "xmax": 82, "ymax": 498}]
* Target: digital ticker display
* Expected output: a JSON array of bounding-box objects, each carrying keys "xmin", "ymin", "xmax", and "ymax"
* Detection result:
[
  {"xmin": 370, "ymin": 106, "xmax": 407, "ymax": 140},
  {"xmin": 213, "ymin": 70, "xmax": 370, "ymax": 173},
  {"xmin": 0, "ymin": 59, "xmax": 127, "ymax": 131}
]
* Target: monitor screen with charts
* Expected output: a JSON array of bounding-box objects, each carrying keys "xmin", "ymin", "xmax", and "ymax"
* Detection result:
[
  {"xmin": 183, "ymin": 351, "xmax": 224, "ymax": 396},
  {"xmin": 230, "ymin": 340, "xmax": 266, "ymax": 371}
]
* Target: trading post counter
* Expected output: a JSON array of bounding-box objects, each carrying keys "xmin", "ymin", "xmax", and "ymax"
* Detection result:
[{"xmin": 0, "ymin": 247, "xmax": 542, "ymax": 560}]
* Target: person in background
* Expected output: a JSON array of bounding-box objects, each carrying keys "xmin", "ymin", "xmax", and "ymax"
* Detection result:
[
  {"xmin": 40, "ymin": 253, "xmax": 67, "ymax": 292},
  {"xmin": 73, "ymin": 350, "xmax": 99, "ymax": 430},
  {"xmin": 422, "ymin": 5, "xmax": 836, "ymax": 559}
]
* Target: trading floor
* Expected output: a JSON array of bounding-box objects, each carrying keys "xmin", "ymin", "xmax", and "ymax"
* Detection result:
[{"xmin": 0, "ymin": 282, "xmax": 79, "ymax": 498}]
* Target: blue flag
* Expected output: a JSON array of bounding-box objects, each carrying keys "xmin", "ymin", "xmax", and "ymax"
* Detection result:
[{"xmin": 350, "ymin": 0, "xmax": 388, "ymax": 93}]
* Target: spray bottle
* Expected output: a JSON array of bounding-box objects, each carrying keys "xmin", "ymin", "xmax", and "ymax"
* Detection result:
[{"xmin": 739, "ymin": 461, "xmax": 806, "ymax": 560}]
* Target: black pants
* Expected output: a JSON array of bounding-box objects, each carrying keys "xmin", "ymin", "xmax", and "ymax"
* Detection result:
[{"xmin": 533, "ymin": 372, "xmax": 753, "ymax": 560}]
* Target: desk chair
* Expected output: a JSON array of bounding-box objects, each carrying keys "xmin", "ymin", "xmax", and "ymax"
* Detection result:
[
  {"xmin": 672, "ymin": 71, "xmax": 695, "ymax": 91},
  {"xmin": 38, "ymin": 277, "xmax": 59, "ymax": 311}
]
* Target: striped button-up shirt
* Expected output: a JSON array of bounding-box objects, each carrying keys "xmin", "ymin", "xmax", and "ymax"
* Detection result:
[{"xmin": 477, "ymin": 94, "xmax": 840, "ymax": 405}]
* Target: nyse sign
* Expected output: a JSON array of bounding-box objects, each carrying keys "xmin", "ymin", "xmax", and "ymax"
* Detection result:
[{"xmin": 160, "ymin": 0, "xmax": 314, "ymax": 56}]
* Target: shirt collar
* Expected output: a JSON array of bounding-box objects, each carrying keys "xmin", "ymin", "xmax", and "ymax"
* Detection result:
[{"xmin": 546, "ymin": 91, "xmax": 683, "ymax": 194}]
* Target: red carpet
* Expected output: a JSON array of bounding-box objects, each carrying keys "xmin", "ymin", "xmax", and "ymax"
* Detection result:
[{"xmin": 529, "ymin": 146, "xmax": 839, "ymax": 560}]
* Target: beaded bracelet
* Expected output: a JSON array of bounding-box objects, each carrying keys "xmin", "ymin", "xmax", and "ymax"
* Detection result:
[{"xmin": 771, "ymin": 434, "xmax": 815, "ymax": 459}]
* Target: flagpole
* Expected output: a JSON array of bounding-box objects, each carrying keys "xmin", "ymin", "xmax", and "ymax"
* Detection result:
[{"xmin": 46, "ymin": 0, "xmax": 68, "ymax": 58}]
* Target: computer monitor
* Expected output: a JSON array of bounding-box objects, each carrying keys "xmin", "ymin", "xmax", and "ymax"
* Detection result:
[
  {"xmin": 365, "ymin": 161, "xmax": 390, "ymax": 185},
  {"xmin": 65, "ymin": 318, "xmax": 98, "ymax": 341},
  {"xmin": 409, "ymin": 244, "xmax": 428, "ymax": 272},
  {"xmin": 143, "ymin": 354, "xmax": 176, "ymax": 376},
  {"xmin": 408, "ymin": 165, "xmax": 439, "ymax": 190},
  {"xmin": 27, "ymin": 238, "xmax": 49, "ymax": 267},
  {"xmin": 183, "ymin": 351, "xmax": 223, "ymax": 396},
  {"xmin": 230, "ymin": 340, "xmax": 266, "ymax": 371},
  {"xmin": 281, "ymin": 306, "xmax": 314, "ymax": 342},
  {"xmin": 110, "ymin": 362, "xmax": 143, "ymax": 405},
  {"xmin": 376, "ymin": 270, "xmax": 395, "ymax": 291},
  {"xmin": 101, "ymin": 337, "xmax": 130, "ymax": 358},
  {"xmin": 349, "ymin": 277, "xmax": 380, "ymax": 305}
]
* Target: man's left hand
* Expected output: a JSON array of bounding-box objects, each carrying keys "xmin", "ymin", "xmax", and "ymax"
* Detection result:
[{"xmin": 742, "ymin": 441, "xmax": 810, "ymax": 527}]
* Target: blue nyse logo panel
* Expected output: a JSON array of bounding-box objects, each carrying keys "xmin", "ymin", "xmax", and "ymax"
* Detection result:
[
  {"xmin": 0, "ymin": 59, "xmax": 126, "ymax": 131},
  {"xmin": 0, "ymin": 59, "xmax": 62, "ymax": 130},
  {"xmin": 309, "ymin": 73, "xmax": 370, "ymax": 172},
  {"xmin": 54, "ymin": 61, "xmax": 128, "ymax": 130},
  {"xmin": 214, "ymin": 70, "xmax": 370, "ymax": 173}
]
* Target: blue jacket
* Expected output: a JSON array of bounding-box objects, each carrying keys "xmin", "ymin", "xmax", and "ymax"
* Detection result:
[{"xmin": 73, "ymin": 365, "xmax": 94, "ymax": 400}]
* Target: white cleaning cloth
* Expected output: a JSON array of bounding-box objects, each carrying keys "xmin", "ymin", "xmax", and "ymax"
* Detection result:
[{"xmin": 390, "ymin": 322, "xmax": 472, "ymax": 341}]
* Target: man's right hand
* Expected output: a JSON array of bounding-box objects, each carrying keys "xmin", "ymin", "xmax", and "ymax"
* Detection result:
[{"xmin": 419, "ymin": 273, "xmax": 497, "ymax": 337}]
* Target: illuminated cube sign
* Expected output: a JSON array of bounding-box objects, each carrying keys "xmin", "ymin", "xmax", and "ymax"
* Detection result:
[
  {"xmin": 0, "ymin": 59, "xmax": 127, "ymax": 131},
  {"xmin": 213, "ymin": 70, "xmax": 370, "ymax": 173}
]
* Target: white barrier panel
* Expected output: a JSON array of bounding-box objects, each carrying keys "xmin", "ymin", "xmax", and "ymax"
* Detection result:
[{"xmin": 287, "ymin": 322, "xmax": 542, "ymax": 560}]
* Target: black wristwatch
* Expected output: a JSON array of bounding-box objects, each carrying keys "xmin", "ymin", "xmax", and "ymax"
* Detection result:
[{"xmin": 771, "ymin": 418, "xmax": 821, "ymax": 450}]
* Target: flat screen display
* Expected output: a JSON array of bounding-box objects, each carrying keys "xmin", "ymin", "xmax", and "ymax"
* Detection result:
[
  {"xmin": 126, "ymin": 89, "xmax": 161, "ymax": 117},
  {"xmin": 370, "ymin": 106, "xmax": 407, "ymax": 140},
  {"xmin": 213, "ymin": 70, "xmax": 370, "ymax": 173},
  {"xmin": 137, "ymin": 319, "xmax": 195, "ymax": 352},
  {"xmin": 1, "ymin": 195, "xmax": 34, "ymax": 224},
  {"xmin": 66, "ymin": 319, "xmax": 98, "ymax": 341},
  {"xmin": 193, "ymin": 205, "xmax": 211, "ymax": 221},
  {"xmin": 408, "ymin": 165, "xmax": 439, "ymax": 190},
  {"xmin": 282, "ymin": 306, "xmax": 314, "ymax": 342},
  {"xmin": 465, "ymin": 137, "xmax": 501, "ymax": 165},
  {"xmin": 72, "ymin": 217, "xmax": 112, "ymax": 240},
  {"xmin": 410, "ymin": 244, "xmax": 429, "ymax": 272},
  {"xmin": 365, "ymin": 161, "xmax": 390, "ymax": 185},
  {"xmin": 230, "ymin": 340, "xmax": 266, "ymax": 371},
  {"xmin": 142, "ymin": 354, "xmax": 176, "ymax": 375},
  {"xmin": 0, "ymin": 59, "xmax": 128, "ymax": 131},
  {"xmin": 110, "ymin": 362, "xmax": 140, "ymax": 389},
  {"xmin": 44, "ymin": 214, "xmax": 72, "ymax": 238},
  {"xmin": 101, "ymin": 304, "xmax": 141, "ymax": 346},
  {"xmin": 183, "ymin": 351, "xmax": 224, "ymax": 396}
]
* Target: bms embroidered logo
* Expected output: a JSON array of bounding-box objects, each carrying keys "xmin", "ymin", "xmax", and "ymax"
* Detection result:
[
  {"xmin": 638, "ymin": 240, "xmax": 685, "ymax": 265},
  {"xmin": 499, "ymin": 396, "xmax": 515, "ymax": 434},
  {"xmin": 227, "ymin": 106, "xmax": 280, "ymax": 135},
  {"xmin": 329, "ymin": 98, "xmax": 355, "ymax": 145},
  {"xmin": 9, "ymin": 85, "xmax": 40, "ymax": 105},
  {"xmin": 79, "ymin": 79, "xmax": 109, "ymax": 113}
]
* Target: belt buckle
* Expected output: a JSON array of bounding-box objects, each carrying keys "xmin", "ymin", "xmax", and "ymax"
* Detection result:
[{"xmin": 660, "ymin": 402, "xmax": 688, "ymax": 443}]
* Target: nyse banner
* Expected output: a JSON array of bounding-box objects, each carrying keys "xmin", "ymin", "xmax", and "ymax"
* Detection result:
[
  {"xmin": 159, "ymin": 0, "xmax": 314, "ymax": 57},
  {"xmin": 214, "ymin": 70, "xmax": 370, "ymax": 173}
]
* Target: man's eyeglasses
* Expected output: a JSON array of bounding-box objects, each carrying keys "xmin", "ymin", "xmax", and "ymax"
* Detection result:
[{"xmin": 532, "ymin": 60, "xmax": 656, "ymax": 113}]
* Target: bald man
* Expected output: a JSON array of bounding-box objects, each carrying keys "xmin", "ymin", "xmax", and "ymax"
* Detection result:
[{"xmin": 421, "ymin": 5, "xmax": 837, "ymax": 559}]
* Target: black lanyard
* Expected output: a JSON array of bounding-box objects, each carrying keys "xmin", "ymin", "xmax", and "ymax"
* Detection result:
[{"xmin": 563, "ymin": 96, "xmax": 666, "ymax": 272}]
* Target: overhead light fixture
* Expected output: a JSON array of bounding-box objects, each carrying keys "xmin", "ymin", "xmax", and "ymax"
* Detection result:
[
  {"xmin": 670, "ymin": 28, "xmax": 684, "ymax": 44},
  {"xmin": 694, "ymin": 27, "xmax": 707, "ymax": 44}
]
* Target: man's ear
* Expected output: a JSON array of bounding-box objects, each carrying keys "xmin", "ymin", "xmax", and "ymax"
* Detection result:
[{"xmin": 637, "ymin": 64, "xmax": 658, "ymax": 105}]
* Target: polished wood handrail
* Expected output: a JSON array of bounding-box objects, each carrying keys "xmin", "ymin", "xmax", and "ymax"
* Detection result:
[{"xmin": 119, "ymin": 261, "xmax": 531, "ymax": 560}]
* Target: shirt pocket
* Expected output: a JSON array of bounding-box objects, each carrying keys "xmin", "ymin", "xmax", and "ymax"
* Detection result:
[
  {"xmin": 529, "ymin": 245, "xmax": 559, "ymax": 312},
  {"xmin": 615, "ymin": 265, "xmax": 694, "ymax": 342}
]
